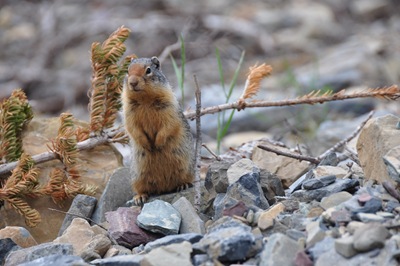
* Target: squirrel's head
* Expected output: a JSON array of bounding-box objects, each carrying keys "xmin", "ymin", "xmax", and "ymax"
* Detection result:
[{"xmin": 126, "ymin": 56, "xmax": 168, "ymax": 92}]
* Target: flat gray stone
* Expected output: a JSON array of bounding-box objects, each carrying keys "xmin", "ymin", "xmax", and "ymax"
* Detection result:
[
  {"xmin": 91, "ymin": 254, "xmax": 143, "ymax": 266},
  {"xmin": 137, "ymin": 200, "xmax": 181, "ymax": 235},
  {"xmin": 19, "ymin": 255, "xmax": 87, "ymax": 266},
  {"xmin": 291, "ymin": 178, "xmax": 359, "ymax": 202},
  {"xmin": 172, "ymin": 197, "xmax": 205, "ymax": 234},
  {"xmin": 144, "ymin": 233, "xmax": 202, "ymax": 253},
  {"xmin": 4, "ymin": 243, "xmax": 73, "ymax": 266},
  {"xmin": 92, "ymin": 167, "xmax": 135, "ymax": 224}
]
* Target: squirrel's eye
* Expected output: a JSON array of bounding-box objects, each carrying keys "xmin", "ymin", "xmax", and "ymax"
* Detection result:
[{"xmin": 145, "ymin": 67, "xmax": 151, "ymax": 75}]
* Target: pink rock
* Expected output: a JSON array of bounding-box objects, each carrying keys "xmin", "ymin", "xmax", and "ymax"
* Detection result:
[
  {"xmin": 223, "ymin": 201, "xmax": 248, "ymax": 217},
  {"xmin": 294, "ymin": 251, "xmax": 313, "ymax": 266},
  {"xmin": 357, "ymin": 193, "xmax": 372, "ymax": 205},
  {"xmin": 106, "ymin": 207, "xmax": 161, "ymax": 249}
]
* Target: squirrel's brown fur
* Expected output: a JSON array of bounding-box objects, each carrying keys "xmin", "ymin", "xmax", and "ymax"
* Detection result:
[{"xmin": 122, "ymin": 56, "xmax": 194, "ymax": 205}]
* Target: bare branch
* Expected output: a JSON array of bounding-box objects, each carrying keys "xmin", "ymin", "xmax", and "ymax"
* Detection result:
[
  {"xmin": 201, "ymin": 144, "xmax": 221, "ymax": 161},
  {"xmin": 317, "ymin": 111, "xmax": 374, "ymax": 161},
  {"xmin": 184, "ymin": 85, "xmax": 400, "ymax": 120},
  {"xmin": 257, "ymin": 144, "xmax": 320, "ymax": 164},
  {"xmin": 0, "ymin": 129, "xmax": 123, "ymax": 177},
  {"xmin": 193, "ymin": 75, "xmax": 202, "ymax": 212}
]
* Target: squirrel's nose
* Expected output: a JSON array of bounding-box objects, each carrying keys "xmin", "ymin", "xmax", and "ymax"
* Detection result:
[{"xmin": 129, "ymin": 77, "xmax": 139, "ymax": 91}]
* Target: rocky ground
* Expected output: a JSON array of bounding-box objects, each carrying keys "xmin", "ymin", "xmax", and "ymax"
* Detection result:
[
  {"xmin": 1, "ymin": 113, "xmax": 400, "ymax": 265},
  {"xmin": 1, "ymin": 0, "xmax": 400, "ymax": 266}
]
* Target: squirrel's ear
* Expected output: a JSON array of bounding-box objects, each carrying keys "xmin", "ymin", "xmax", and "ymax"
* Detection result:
[{"xmin": 151, "ymin": 56, "xmax": 160, "ymax": 69}]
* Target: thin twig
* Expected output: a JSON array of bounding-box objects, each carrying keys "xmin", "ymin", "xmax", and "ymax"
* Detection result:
[
  {"xmin": 158, "ymin": 41, "xmax": 181, "ymax": 63},
  {"xmin": 317, "ymin": 111, "xmax": 374, "ymax": 161},
  {"xmin": 193, "ymin": 75, "xmax": 202, "ymax": 212},
  {"xmin": 344, "ymin": 146, "xmax": 360, "ymax": 165},
  {"xmin": 201, "ymin": 144, "xmax": 221, "ymax": 161},
  {"xmin": 0, "ymin": 128, "xmax": 123, "ymax": 176},
  {"xmin": 257, "ymin": 144, "xmax": 320, "ymax": 164},
  {"xmin": 257, "ymin": 111, "xmax": 375, "ymax": 165},
  {"xmin": 184, "ymin": 85, "xmax": 399, "ymax": 120}
]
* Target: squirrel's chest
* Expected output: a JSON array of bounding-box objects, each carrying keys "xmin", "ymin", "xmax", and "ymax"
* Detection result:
[{"xmin": 127, "ymin": 99, "xmax": 175, "ymax": 128}]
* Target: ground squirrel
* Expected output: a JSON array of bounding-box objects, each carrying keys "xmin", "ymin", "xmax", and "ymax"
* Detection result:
[{"xmin": 122, "ymin": 56, "xmax": 194, "ymax": 205}]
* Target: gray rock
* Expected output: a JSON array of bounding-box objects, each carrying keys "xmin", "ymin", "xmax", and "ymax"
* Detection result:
[
  {"xmin": 259, "ymin": 169, "xmax": 285, "ymax": 205},
  {"xmin": 58, "ymin": 194, "xmax": 97, "ymax": 236},
  {"xmin": 334, "ymin": 236, "xmax": 357, "ymax": 258},
  {"xmin": 259, "ymin": 233, "xmax": 301, "ymax": 266},
  {"xmin": 320, "ymin": 191, "xmax": 352, "ymax": 210},
  {"xmin": 142, "ymin": 241, "xmax": 193, "ymax": 266},
  {"xmin": 318, "ymin": 152, "xmax": 338, "ymax": 166},
  {"xmin": 286, "ymin": 229, "xmax": 306, "ymax": 241},
  {"xmin": 308, "ymin": 237, "xmax": 335, "ymax": 261},
  {"xmin": 106, "ymin": 207, "xmax": 160, "ymax": 249},
  {"xmin": 18, "ymin": 255, "xmax": 87, "ymax": 266},
  {"xmin": 91, "ymin": 254, "xmax": 144, "ymax": 266},
  {"xmin": 204, "ymin": 160, "xmax": 232, "ymax": 193},
  {"xmin": 306, "ymin": 221, "xmax": 326, "ymax": 248},
  {"xmin": 0, "ymin": 238, "xmax": 20, "ymax": 265},
  {"xmin": 172, "ymin": 197, "xmax": 205, "ymax": 234},
  {"xmin": 356, "ymin": 212, "xmax": 385, "ymax": 222},
  {"xmin": 353, "ymin": 224, "xmax": 390, "ymax": 252},
  {"xmin": 226, "ymin": 172, "xmax": 270, "ymax": 210},
  {"xmin": 144, "ymin": 233, "xmax": 203, "ymax": 253},
  {"xmin": 199, "ymin": 221, "xmax": 255, "ymax": 262},
  {"xmin": 4, "ymin": 243, "xmax": 73, "ymax": 266},
  {"xmin": 302, "ymin": 178, "xmax": 325, "ymax": 190},
  {"xmin": 137, "ymin": 200, "xmax": 181, "ymax": 235},
  {"xmin": 192, "ymin": 254, "xmax": 211, "ymax": 266},
  {"xmin": 82, "ymin": 234, "xmax": 111, "ymax": 258},
  {"xmin": 92, "ymin": 167, "xmax": 134, "ymax": 224},
  {"xmin": 227, "ymin": 158, "xmax": 260, "ymax": 185},
  {"xmin": 291, "ymin": 178, "xmax": 359, "ymax": 202},
  {"xmin": 316, "ymin": 238, "xmax": 398, "ymax": 266}
]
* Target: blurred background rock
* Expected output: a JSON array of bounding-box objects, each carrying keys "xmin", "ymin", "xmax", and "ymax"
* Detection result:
[{"xmin": 1, "ymin": 0, "xmax": 399, "ymax": 152}]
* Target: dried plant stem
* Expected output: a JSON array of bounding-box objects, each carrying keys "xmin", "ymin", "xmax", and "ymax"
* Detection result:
[
  {"xmin": 201, "ymin": 144, "xmax": 221, "ymax": 161},
  {"xmin": 193, "ymin": 75, "xmax": 202, "ymax": 212},
  {"xmin": 0, "ymin": 129, "xmax": 123, "ymax": 177},
  {"xmin": 257, "ymin": 144, "xmax": 320, "ymax": 164},
  {"xmin": 316, "ymin": 111, "xmax": 374, "ymax": 161},
  {"xmin": 184, "ymin": 85, "xmax": 399, "ymax": 120},
  {"xmin": 257, "ymin": 111, "xmax": 374, "ymax": 165}
]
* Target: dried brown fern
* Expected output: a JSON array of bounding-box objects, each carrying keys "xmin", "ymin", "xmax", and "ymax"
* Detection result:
[
  {"xmin": 0, "ymin": 89, "xmax": 33, "ymax": 163},
  {"xmin": 0, "ymin": 153, "xmax": 42, "ymax": 227},
  {"xmin": 89, "ymin": 26, "xmax": 136, "ymax": 133}
]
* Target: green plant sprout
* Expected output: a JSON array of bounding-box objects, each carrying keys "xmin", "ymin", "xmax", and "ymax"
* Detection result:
[{"xmin": 215, "ymin": 48, "xmax": 245, "ymax": 154}]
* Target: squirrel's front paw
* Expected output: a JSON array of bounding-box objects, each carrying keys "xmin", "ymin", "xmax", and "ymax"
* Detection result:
[
  {"xmin": 154, "ymin": 133, "xmax": 167, "ymax": 149},
  {"xmin": 133, "ymin": 194, "xmax": 149, "ymax": 206}
]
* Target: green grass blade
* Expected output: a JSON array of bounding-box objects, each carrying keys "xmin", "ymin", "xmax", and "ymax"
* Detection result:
[
  {"xmin": 226, "ymin": 50, "xmax": 245, "ymax": 102},
  {"xmin": 215, "ymin": 47, "xmax": 226, "ymax": 97}
]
